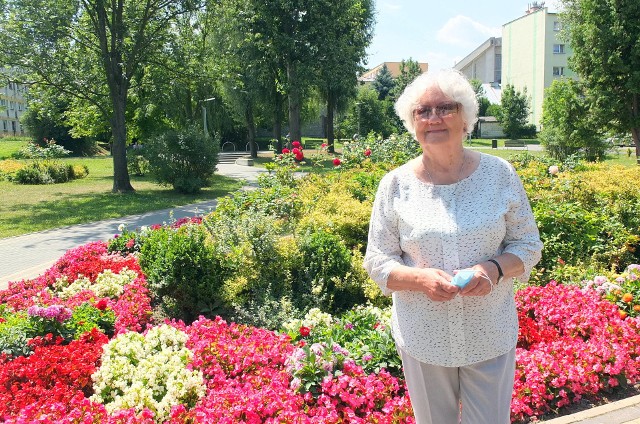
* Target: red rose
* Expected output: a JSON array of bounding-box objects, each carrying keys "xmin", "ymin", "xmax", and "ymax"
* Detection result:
[
  {"xmin": 282, "ymin": 148, "xmax": 291, "ymax": 154},
  {"xmin": 295, "ymin": 153, "xmax": 304, "ymax": 161},
  {"xmin": 333, "ymin": 158, "xmax": 341, "ymax": 166},
  {"xmin": 299, "ymin": 326, "xmax": 311, "ymax": 337},
  {"xmin": 292, "ymin": 140, "xmax": 301, "ymax": 148},
  {"xmin": 364, "ymin": 148, "xmax": 372, "ymax": 157}
]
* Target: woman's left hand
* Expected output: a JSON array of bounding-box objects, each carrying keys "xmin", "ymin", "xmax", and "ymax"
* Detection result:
[{"xmin": 458, "ymin": 264, "xmax": 495, "ymax": 296}]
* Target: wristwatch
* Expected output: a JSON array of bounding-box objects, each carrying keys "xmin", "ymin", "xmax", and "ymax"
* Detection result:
[{"xmin": 487, "ymin": 259, "xmax": 504, "ymax": 284}]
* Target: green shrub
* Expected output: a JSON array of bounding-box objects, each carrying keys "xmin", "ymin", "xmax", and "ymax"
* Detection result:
[
  {"xmin": 143, "ymin": 125, "xmax": 220, "ymax": 193},
  {"xmin": 204, "ymin": 211, "xmax": 298, "ymax": 329},
  {"xmin": 138, "ymin": 224, "xmax": 229, "ymax": 323},
  {"xmin": 297, "ymin": 173, "xmax": 373, "ymax": 251},
  {"xmin": 127, "ymin": 154, "xmax": 150, "ymax": 176},
  {"xmin": 293, "ymin": 228, "xmax": 367, "ymax": 315},
  {"xmin": 0, "ymin": 309, "xmax": 34, "ymax": 358},
  {"xmin": 12, "ymin": 159, "xmax": 87, "ymax": 184},
  {"xmin": 16, "ymin": 140, "xmax": 71, "ymax": 159},
  {"xmin": 340, "ymin": 132, "xmax": 421, "ymax": 170}
]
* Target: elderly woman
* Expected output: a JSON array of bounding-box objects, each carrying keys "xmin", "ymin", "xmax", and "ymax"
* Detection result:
[{"xmin": 363, "ymin": 69, "xmax": 542, "ymax": 424}]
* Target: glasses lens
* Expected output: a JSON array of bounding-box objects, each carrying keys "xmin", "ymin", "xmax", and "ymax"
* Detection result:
[{"xmin": 415, "ymin": 103, "xmax": 458, "ymax": 119}]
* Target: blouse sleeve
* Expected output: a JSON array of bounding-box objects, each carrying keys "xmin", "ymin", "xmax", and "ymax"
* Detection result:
[
  {"xmin": 363, "ymin": 175, "xmax": 404, "ymax": 296},
  {"xmin": 502, "ymin": 165, "xmax": 543, "ymax": 282}
]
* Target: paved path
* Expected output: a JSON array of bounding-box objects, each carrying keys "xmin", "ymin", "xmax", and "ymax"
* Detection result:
[{"xmin": 1, "ymin": 148, "xmax": 640, "ymax": 423}]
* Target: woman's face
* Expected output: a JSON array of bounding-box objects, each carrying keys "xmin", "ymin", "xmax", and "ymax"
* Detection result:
[{"xmin": 413, "ymin": 85, "xmax": 466, "ymax": 148}]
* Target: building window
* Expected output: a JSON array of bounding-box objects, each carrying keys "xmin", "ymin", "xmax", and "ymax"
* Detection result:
[
  {"xmin": 553, "ymin": 66, "xmax": 565, "ymax": 76},
  {"xmin": 554, "ymin": 21, "xmax": 562, "ymax": 31},
  {"xmin": 553, "ymin": 44, "xmax": 565, "ymax": 54}
]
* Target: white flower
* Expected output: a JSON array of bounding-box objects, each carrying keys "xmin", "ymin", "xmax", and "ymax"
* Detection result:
[
  {"xmin": 548, "ymin": 165, "xmax": 559, "ymax": 175},
  {"xmin": 91, "ymin": 324, "xmax": 205, "ymax": 422},
  {"xmin": 118, "ymin": 223, "xmax": 125, "ymax": 232}
]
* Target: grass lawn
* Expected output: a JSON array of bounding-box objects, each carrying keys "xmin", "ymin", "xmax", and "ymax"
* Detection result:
[{"xmin": 0, "ymin": 155, "xmax": 243, "ymax": 238}]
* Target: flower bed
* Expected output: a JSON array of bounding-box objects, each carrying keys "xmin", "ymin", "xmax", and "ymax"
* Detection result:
[{"xmin": 1, "ymin": 240, "xmax": 639, "ymax": 422}]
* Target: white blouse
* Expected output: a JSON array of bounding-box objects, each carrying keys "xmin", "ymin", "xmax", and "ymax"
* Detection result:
[{"xmin": 363, "ymin": 153, "xmax": 542, "ymax": 367}]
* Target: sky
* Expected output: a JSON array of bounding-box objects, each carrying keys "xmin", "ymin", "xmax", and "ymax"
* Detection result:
[{"xmin": 365, "ymin": 0, "xmax": 562, "ymax": 72}]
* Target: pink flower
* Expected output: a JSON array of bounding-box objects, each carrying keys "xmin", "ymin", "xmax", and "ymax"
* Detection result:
[{"xmin": 125, "ymin": 239, "xmax": 135, "ymax": 249}]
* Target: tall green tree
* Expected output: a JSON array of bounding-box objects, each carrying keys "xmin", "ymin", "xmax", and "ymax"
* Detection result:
[
  {"xmin": 470, "ymin": 79, "xmax": 491, "ymax": 117},
  {"xmin": 0, "ymin": 0, "xmax": 198, "ymax": 192},
  {"xmin": 560, "ymin": 0, "xmax": 640, "ymax": 157},
  {"xmin": 539, "ymin": 79, "xmax": 606, "ymax": 161},
  {"xmin": 373, "ymin": 63, "xmax": 395, "ymax": 100},
  {"xmin": 497, "ymin": 84, "xmax": 530, "ymax": 139},
  {"xmin": 390, "ymin": 58, "xmax": 423, "ymax": 100},
  {"xmin": 312, "ymin": 0, "xmax": 374, "ymax": 152}
]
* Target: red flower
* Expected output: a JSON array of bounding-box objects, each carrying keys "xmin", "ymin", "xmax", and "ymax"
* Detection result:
[
  {"xmin": 125, "ymin": 239, "xmax": 135, "ymax": 249},
  {"xmin": 95, "ymin": 299, "xmax": 108, "ymax": 311},
  {"xmin": 282, "ymin": 148, "xmax": 291, "ymax": 154},
  {"xmin": 299, "ymin": 326, "xmax": 311, "ymax": 337},
  {"xmin": 364, "ymin": 148, "xmax": 372, "ymax": 157},
  {"xmin": 295, "ymin": 153, "xmax": 304, "ymax": 161},
  {"xmin": 292, "ymin": 140, "xmax": 301, "ymax": 148},
  {"xmin": 333, "ymin": 158, "xmax": 341, "ymax": 166}
]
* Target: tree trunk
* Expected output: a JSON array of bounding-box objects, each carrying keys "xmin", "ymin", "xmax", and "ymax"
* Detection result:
[
  {"xmin": 287, "ymin": 60, "xmax": 301, "ymax": 143},
  {"xmin": 632, "ymin": 94, "xmax": 640, "ymax": 160},
  {"xmin": 245, "ymin": 103, "xmax": 257, "ymax": 158},
  {"xmin": 273, "ymin": 91, "xmax": 284, "ymax": 153},
  {"xmin": 326, "ymin": 88, "xmax": 336, "ymax": 153},
  {"xmin": 111, "ymin": 93, "xmax": 134, "ymax": 192}
]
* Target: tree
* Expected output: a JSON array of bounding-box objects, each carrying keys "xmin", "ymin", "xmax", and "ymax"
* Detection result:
[
  {"xmin": 560, "ymin": 0, "xmax": 640, "ymax": 157},
  {"xmin": 337, "ymin": 86, "xmax": 398, "ymax": 139},
  {"xmin": 390, "ymin": 58, "xmax": 423, "ymax": 100},
  {"xmin": 373, "ymin": 64, "xmax": 395, "ymax": 100},
  {"xmin": 312, "ymin": 0, "xmax": 374, "ymax": 152},
  {"xmin": 497, "ymin": 84, "xmax": 530, "ymax": 139},
  {"xmin": 539, "ymin": 79, "xmax": 606, "ymax": 161},
  {"xmin": 0, "ymin": 0, "xmax": 198, "ymax": 192},
  {"xmin": 470, "ymin": 79, "xmax": 491, "ymax": 117}
]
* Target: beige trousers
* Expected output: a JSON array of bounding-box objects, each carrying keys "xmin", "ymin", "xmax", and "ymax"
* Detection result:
[{"xmin": 399, "ymin": 346, "xmax": 516, "ymax": 424}]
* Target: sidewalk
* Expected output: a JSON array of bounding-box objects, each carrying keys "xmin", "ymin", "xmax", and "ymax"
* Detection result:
[{"xmin": 1, "ymin": 157, "xmax": 640, "ymax": 423}]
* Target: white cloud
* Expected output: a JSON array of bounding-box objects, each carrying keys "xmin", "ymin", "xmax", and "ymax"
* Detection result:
[
  {"xmin": 380, "ymin": 1, "xmax": 402, "ymax": 12},
  {"xmin": 436, "ymin": 15, "xmax": 501, "ymax": 48}
]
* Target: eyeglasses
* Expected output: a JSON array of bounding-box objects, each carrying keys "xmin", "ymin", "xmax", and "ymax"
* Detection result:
[{"xmin": 413, "ymin": 103, "xmax": 459, "ymax": 120}]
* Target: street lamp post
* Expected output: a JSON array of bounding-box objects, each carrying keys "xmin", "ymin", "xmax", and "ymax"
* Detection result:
[{"xmin": 201, "ymin": 97, "xmax": 216, "ymax": 137}]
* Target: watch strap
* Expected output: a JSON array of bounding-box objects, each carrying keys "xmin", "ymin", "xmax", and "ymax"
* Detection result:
[{"xmin": 487, "ymin": 259, "xmax": 503, "ymax": 283}]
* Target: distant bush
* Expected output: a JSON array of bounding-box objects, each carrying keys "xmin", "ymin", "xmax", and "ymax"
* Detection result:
[
  {"xmin": 15, "ymin": 139, "xmax": 71, "ymax": 159},
  {"xmin": 13, "ymin": 160, "xmax": 88, "ymax": 184},
  {"xmin": 143, "ymin": 125, "xmax": 219, "ymax": 193},
  {"xmin": 127, "ymin": 154, "xmax": 149, "ymax": 176}
]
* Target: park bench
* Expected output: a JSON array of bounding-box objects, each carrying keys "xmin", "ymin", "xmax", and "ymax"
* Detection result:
[{"xmin": 504, "ymin": 139, "xmax": 528, "ymax": 149}]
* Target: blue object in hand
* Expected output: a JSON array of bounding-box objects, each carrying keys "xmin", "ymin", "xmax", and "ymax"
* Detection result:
[{"xmin": 451, "ymin": 270, "xmax": 476, "ymax": 288}]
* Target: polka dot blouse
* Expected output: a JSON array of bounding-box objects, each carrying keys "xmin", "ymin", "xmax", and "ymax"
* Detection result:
[{"xmin": 363, "ymin": 152, "xmax": 543, "ymax": 367}]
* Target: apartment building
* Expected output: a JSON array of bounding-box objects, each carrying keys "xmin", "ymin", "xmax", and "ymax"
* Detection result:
[
  {"xmin": 0, "ymin": 81, "xmax": 27, "ymax": 136},
  {"xmin": 501, "ymin": 3, "xmax": 576, "ymax": 127}
]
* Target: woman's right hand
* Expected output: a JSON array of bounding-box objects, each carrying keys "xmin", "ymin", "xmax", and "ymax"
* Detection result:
[
  {"xmin": 418, "ymin": 268, "xmax": 460, "ymax": 301},
  {"xmin": 387, "ymin": 266, "xmax": 459, "ymax": 301}
]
